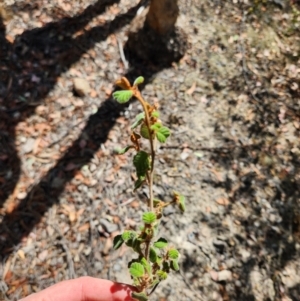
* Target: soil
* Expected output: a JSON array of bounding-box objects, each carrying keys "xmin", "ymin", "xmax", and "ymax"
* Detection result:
[{"xmin": 0, "ymin": 0, "xmax": 300, "ymax": 300}]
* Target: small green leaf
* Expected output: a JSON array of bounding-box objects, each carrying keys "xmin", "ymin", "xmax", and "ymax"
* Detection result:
[
  {"xmin": 179, "ymin": 195, "xmax": 186, "ymax": 212},
  {"xmin": 141, "ymin": 257, "xmax": 151, "ymax": 274},
  {"xmin": 133, "ymin": 76, "xmax": 144, "ymax": 86},
  {"xmin": 168, "ymin": 249, "xmax": 179, "ymax": 260},
  {"xmin": 154, "ymin": 237, "xmax": 168, "ymax": 249},
  {"xmin": 157, "ymin": 270, "xmax": 168, "ymax": 280},
  {"xmin": 133, "ymin": 151, "xmax": 150, "ymax": 178},
  {"xmin": 142, "ymin": 212, "xmax": 157, "ymax": 224},
  {"xmin": 122, "ymin": 231, "xmax": 135, "ymax": 241},
  {"xmin": 150, "ymin": 122, "xmax": 162, "ymax": 131},
  {"xmin": 117, "ymin": 145, "xmax": 133, "ymax": 155},
  {"xmin": 129, "ymin": 262, "xmax": 145, "ymax": 278},
  {"xmin": 155, "ymin": 126, "xmax": 170, "ymax": 143},
  {"xmin": 113, "ymin": 235, "xmax": 124, "ymax": 250},
  {"xmin": 112, "ymin": 90, "xmax": 133, "ymax": 104},
  {"xmin": 171, "ymin": 259, "xmax": 179, "ymax": 271},
  {"xmin": 149, "ymin": 247, "xmax": 158, "ymax": 263},
  {"xmin": 151, "ymin": 111, "xmax": 160, "ymax": 118},
  {"xmin": 131, "ymin": 112, "xmax": 145, "ymax": 129},
  {"xmin": 140, "ymin": 124, "xmax": 151, "ymax": 139},
  {"xmin": 132, "ymin": 292, "xmax": 148, "ymax": 301}
]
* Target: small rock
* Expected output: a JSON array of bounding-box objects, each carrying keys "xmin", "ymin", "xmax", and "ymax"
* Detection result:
[
  {"xmin": 89, "ymin": 163, "xmax": 97, "ymax": 173},
  {"xmin": 73, "ymin": 78, "xmax": 91, "ymax": 96},
  {"xmin": 240, "ymin": 248, "xmax": 251, "ymax": 263},
  {"xmin": 217, "ymin": 270, "xmax": 232, "ymax": 282},
  {"xmin": 210, "ymin": 270, "xmax": 219, "ymax": 282},
  {"xmin": 83, "ymin": 246, "xmax": 91, "ymax": 256},
  {"xmin": 17, "ymin": 192, "xmax": 27, "ymax": 199},
  {"xmin": 225, "ymin": 258, "xmax": 236, "ymax": 269},
  {"xmin": 102, "ymin": 237, "xmax": 113, "ymax": 255},
  {"xmin": 23, "ymin": 138, "xmax": 35, "ymax": 154},
  {"xmin": 264, "ymin": 278, "xmax": 275, "ymax": 300},
  {"xmin": 99, "ymin": 218, "xmax": 118, "ymax": 233},
  {"xmin": 213, "ymin": 239, "xmax": 226, "ymax": 249},
  {"xmin": 113, "ymin": 263, "xmax": 122, "ymax": 272},
  {"xmin": 235, "ymin": 280, "xmax": 242, "ymax": 287},
  {"xmin": 95, "ymin": 261, "xmax": 103, "ymax": 271},
  {"xmin": 180, "ymin": 151, "xmax": 190, "ymax": 160}
]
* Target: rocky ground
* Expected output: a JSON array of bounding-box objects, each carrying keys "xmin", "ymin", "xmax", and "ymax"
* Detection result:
[{"xmin": 0, "ymin": 0, "xmax": 300, "ymax": 300}]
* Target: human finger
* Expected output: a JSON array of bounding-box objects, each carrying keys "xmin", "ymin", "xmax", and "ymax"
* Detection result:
[{"xmin": 19, "ymin": 276, "xmax": 135, "ymax": 301}]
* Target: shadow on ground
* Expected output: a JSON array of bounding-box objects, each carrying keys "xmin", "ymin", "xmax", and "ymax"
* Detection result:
[
  {"xmin": 0, "ymin": 0, "xmax": 186, "ymax": 258},
  {"xmin": 198, "ymin": 32, "xmax": 299, "ymax": 300}
]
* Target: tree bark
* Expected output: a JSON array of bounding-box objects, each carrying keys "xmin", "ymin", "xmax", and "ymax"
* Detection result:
[
  {"xmin": 146, "ymin": 0, "xmax": 179, "ymax": 35},
  {"xmin": 125, "ymin": 0, "xmax": 188, "ymax": 66}
]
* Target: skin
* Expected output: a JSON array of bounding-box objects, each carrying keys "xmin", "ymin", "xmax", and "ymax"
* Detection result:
[{"xmin": 19, "ymin": 277, "xmax": 136, "ymax": 301}]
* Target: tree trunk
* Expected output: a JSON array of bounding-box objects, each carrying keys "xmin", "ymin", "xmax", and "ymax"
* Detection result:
[
  {"xmin": 125, "ymin": 0, "xmax": 188, "ymax": 66},
  {"xmin": 146, "ymin": 0, "xmax": 179, "ymax": 35}
]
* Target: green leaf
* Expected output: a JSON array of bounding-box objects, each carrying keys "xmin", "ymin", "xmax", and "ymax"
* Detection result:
[
  {"xmin": 129, "ymin": 262, "xmax": 145, "ymax": 278},
  {"xmin": 142, "ymin": 212, "xmax": 157, "ymax": 224},
  {"xmin": 122, "ymin": 231, "xmax": 135, "ymax": 241},
  {"xmin": 117, "ymin": 145, "xmax": 133, "ymax": 155},
  {"xmin": 157, "ymin": 270, "xmax": 168, "ymax": 280},
  {"xmin": 168, "ymin": 249, "xmax": 179, "ymax": 260},
  {"xmin": 132, "ymin": 292, "xmax": 148, "ymax": 301},
  {"xmin": 179, "ymin": 194, "xmax": 186, "ymax": 212},
  {"xmin": 113, "ymin": 235, "xmax": 124, "ymax": 250},
  {"xmin": 133, "ymin": 151, "xmax": 150, "ymax": 178},
  {"xmin": 112, "ymin": 90, "xmax": 133, "ymax": 104},
  {"xmin": 133, "ymin": 76, "xmax": 144, "ymax": 86},
  {"xmin": 150, "ymin": 122, "xmax": 162, "ymax": 131},
  {"xmin": 141, "ymin": 257, "xmax": 151, "ymax": 274},
  {"xmin": 171, "ymin": 259, "xmax": 179, "ymax": 271},
  {"xmin": 131, "ymin": 112, "xmax": 145, "ymax": 129},
  {"xmin": 140, "ymin": 124, "xmax": 151, "ymax": 139},
  {"xmin": 154, "ymin": 237, "xmax": 168, "ymax": 249},
  {"xmin": 151, "ymin": 111, "xmax": 160, "ymax": 118},
  {"xmin": 149, "ymin": 247, "xmax": 158, "ymax": 263},
  {"xmin": 155, "ymin": 126, "xmax": 170, "ymax": 143}
]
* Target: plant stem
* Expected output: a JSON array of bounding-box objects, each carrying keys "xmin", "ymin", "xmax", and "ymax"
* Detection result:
[{"xmin": 134, "ymin": 90, "xmax": 155, "ymax": 213}]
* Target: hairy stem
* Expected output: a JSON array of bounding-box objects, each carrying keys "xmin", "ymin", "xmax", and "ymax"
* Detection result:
[
  {"xmin": 144, "ymin": 238, "xmax": 151, "ymax": 262},
  {"xmin": 134, "ymin": 90, "xmax": 155, "ymax": 213}
]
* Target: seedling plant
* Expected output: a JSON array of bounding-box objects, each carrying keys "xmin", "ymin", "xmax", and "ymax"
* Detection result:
[{"xmin": 112, "ymin": 76, "xmax": 186, "ymax": 301}]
